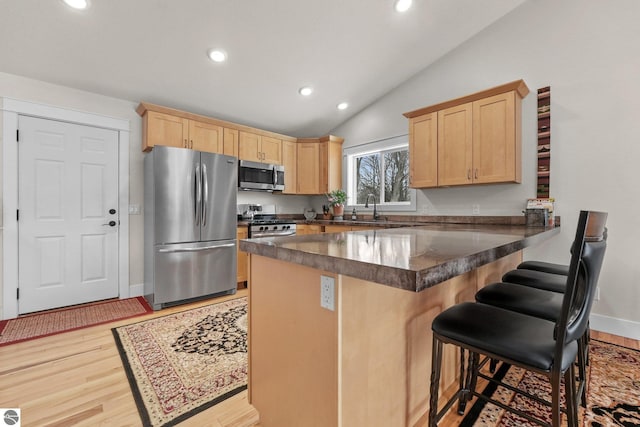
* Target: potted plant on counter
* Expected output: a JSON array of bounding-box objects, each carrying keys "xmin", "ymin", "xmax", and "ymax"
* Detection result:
[{"xmin": 326, "ymin": 189, "xmax": 347, "ymax": 220}]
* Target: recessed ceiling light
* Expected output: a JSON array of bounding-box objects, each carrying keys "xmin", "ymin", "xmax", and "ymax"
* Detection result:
[
  {"xmin": 62, "ymin": 0, "xmax": 89, "ymax": 10},
  {"xmin": 394, "ymin": 0, "xmax": 412, "ymax": 12},
  {"xmin": 207, "ymin": 49, "xmax": 227, "ymax": 63},
  {"xmin": 337, "ymin": 102, "xmax": 349, "ymax": 110},
  {"xmin": 299, "ymin": 86, "xmax": 313, "ymax": 96}
]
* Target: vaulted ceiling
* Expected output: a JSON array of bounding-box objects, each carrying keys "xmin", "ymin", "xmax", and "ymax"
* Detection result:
[{"xmin": 0, "ymin": 0, "xmax": 526, "ymax": 136}]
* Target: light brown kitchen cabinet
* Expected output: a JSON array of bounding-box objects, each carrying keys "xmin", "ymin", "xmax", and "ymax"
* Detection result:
[
  {"xmin": 239, "ymin": 131, "xmax": 282, "ymax": 164},
  {"xmin": 140, "ymin": 110, "xmax": 224, "ymax": 153},
  {"xmin": 404, "ymin": 80, "xmax": 528, "ymax": 188},
  {"xmin": 296, "ymin": 142, "xmax": 321, "ymax": 194},
  {"xmin": 188, "ymin": 120, "xmax": 223, "ymax": 153},
  {"xmin": 296, "ymin": 135, "xmax": 344, "ymax": 195},
  {"xmin": 223, "ymin": 128, "xmax": 239, "ymax": 158},
  {"xmin": 438, "ymin": 102, "xmax": 473, "ymax": 186},
  {"xmin": 237, "ymin": 227, "xmax": 249, "ymax": 285},
  {"xmin": 282, "ymin": 140, "xmax": 297, "ymax": 194},
  {"xmin": 472, "ymin": 91, "xmax": 519, "ymax": 184},
  {"xmin": 296, "ymin": 224, "xmax": 323, "ymax": 235},
  {"xmin": 141, "ymin": 111, "xmax": 189, "ymax": 151},
  {"xmin": 408, "ymin": 112, "xmax": 438, "ymax": 188}
]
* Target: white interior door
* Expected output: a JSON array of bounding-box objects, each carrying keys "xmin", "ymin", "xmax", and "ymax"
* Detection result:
[{"xmin": 18, "ymin": 116, "xmax": 119, "ymax": 314}]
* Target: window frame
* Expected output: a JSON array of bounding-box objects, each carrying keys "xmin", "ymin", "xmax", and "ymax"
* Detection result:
[{"xmin": 343, "ymin": 134, "xmax": 416, "ymax": 213}]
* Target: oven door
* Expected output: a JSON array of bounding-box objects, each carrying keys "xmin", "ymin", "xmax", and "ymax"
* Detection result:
[{"xmin": 239, "ymin": 160, "xmax": 281, "ymax": 191}]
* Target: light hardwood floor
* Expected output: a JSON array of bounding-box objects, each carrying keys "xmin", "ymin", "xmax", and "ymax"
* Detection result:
[{"xmin": 0, "ymin": 290, "xmax": 635, "ymax": 427}]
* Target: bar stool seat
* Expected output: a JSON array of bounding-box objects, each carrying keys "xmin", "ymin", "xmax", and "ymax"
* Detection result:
[
  {"xmin": 476, "ymin": 282, "xmax": 562, "ymax": 322},
  {"xmin": 501, "ymin": 268, "xmax": 567, "ymax": 293},
  {"xmin": 432, "ymin": 302, "xmax": 578, "ymax": 371},
  {"xmin": 517, "ymin": 260, "xmax": 569, "ymax": 276}
]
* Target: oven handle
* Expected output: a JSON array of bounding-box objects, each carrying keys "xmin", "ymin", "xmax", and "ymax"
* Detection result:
[{"xmin": 251, "ymin": 231, "xmax": 296, "ymax": 238}]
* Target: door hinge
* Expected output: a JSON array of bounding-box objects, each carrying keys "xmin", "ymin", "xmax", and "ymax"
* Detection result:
[
  {"xmin": 16, "ymin": 129, "xmax": 19, "ymax": 142},
  {"xmin": 17, "ymin": 288, "xmax": 19, "ymax": 300},
  {"xmin": 17, "ymin": 209, "xmax": 19, "ymax": 221}
]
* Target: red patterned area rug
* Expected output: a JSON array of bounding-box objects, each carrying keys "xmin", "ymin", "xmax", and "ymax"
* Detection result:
[
  {"xmin": 0, "ymin": 296, "xmax": 152, "ymax": 347},
  {"xmin": 459, "ymin": 340, "xmax": 640, "ymax": 426},
  {"xmin": 112, "ymin": 297, "xmax": 248, "ymax": 427}
]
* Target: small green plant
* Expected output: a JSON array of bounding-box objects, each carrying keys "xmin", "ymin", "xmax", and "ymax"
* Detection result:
[{"xmin": 326, "ymin": 189, "xmax": 347, "ymax": 207}]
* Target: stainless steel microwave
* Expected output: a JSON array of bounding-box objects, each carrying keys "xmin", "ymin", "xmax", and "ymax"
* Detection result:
[{"xmin": 238, "ymin": 160, "xmax": 285, "ymax": 192}]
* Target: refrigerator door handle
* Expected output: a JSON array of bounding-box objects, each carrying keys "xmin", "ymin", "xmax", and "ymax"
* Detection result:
[
  {"xmin": 195, "ymin": 163, "xmax": 201, "ymax": 226},
  {"xmin": 202, "ymin": 163, "xmax": 209, "ymax": 227},
  {"xmin": 158, "ymin": 243, "xmax": 236, "ymax": 253}
]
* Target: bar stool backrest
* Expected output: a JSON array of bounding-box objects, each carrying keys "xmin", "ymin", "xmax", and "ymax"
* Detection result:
[{"xmin": 555, "ymin": 211, "xmax": 608, "ymax": 349}]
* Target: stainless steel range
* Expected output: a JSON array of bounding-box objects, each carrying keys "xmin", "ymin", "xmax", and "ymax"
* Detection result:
[{"xmin": 238, "ymin": 204, "xmax": 297, "ymax": 238}]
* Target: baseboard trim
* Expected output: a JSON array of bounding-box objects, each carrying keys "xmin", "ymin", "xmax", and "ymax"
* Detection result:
[
  {"xmin": 590, "ymin": 313, "xmax": 640, "ymax": 341},
  {"xmin": 128, "ymin": 283, "xmax": 144, "ymax": 298}
]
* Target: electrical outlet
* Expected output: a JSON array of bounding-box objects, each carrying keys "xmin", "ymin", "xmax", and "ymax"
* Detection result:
[
  {"xmin": 594, "ymin": 287, "xmax": 600, "ymax": 301},
  {"xmin": 472, "ymin": 204, "xmax": 480, "ymax": 215},
  {"xmin": 320, "ymin": 275, "xmax": 335, "ymax": 311}
]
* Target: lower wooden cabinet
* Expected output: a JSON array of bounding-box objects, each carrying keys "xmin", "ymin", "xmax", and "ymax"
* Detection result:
[
  {"xmin": 237, "ymin": 227, "xmax": 249, "ymax": 285},
  {"xmin": 297, "ymin": 224, "xmax": 323, "ymax": 235}
]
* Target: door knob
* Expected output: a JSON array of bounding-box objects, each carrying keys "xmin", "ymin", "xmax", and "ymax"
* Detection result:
[
  {"xmin": 109, "ymin": 209, "xmax": 117, "ymax": 214},
  {"xmin": 102, "ymin": 220, "xmax": 117, "ymax": 227}
]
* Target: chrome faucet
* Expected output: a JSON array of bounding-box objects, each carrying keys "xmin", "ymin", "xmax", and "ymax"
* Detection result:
[{"xmin": 365, "ymin": 194, "xmax": 380, "ymax": 220}]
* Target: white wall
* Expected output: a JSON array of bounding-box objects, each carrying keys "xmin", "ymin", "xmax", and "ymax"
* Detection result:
[
  {"xmin": 332, "ymin": 0, "xmax": 640, "ymax": 334},
  {"xmin": 0, "ymin": 72, "xmax": 313, "ymax": 317}
]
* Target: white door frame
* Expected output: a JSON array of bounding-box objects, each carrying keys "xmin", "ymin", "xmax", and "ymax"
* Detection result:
[{"xmin": 2, "ymin": 98, "xmax": 130, "ymax": 320}]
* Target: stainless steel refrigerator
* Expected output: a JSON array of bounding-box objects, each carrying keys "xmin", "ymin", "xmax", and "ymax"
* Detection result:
[{"xmin": 144, "ymin": 146, "xmax": 237, "ymax": 310}]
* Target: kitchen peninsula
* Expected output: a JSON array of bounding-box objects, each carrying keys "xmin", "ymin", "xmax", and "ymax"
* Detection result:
[{"xmin": 240, "ymin": 222, "xmax": 559, "ymax": 427}]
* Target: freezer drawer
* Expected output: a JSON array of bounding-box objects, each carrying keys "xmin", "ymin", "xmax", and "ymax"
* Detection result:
[{"xmin": 150, "ymin": 239, "xmax": 237, "ymax": 309}]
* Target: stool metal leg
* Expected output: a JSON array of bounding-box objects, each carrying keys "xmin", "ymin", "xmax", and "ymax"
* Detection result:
[{"xmin": 429, "ymin": 336, "xmax": 443, "ymax": 427}]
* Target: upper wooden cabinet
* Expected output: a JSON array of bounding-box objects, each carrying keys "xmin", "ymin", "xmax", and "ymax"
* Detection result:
[
  {"xmin": 295, "ymin": 136, "xmax": 344, "ymax": 195},
  {"xmin": 296, "ymin": 142, "xmax": 321, "ymax": 194},
  {"xmin": 408, "ymin": 112, "xmax": 438, "ymax": 188},
  {"xmin": 238, "ymin": 132, "xmax": 282, "ymax": 164},
  {"xmin": 141, "ymin": 111, "xmax": 189, "ymax": 151},
  {"xmin": 137, "ymin": 102, "xmax": 294, "ymax": 161},
  {"xmin": 139, "ymin": 110, "xmax": 223, "ymax": 153},
  {"xmin": 223, "ymin": 128, "xmax": 239, "ymax": 157},
  {"xmin": 282, "ymin": 140, "xmax": 297, "ymax": 194},
  {"xmin": 189, "ymin": 120, "xmax": 223, "ymax": 153},
  {"xmin": 404, "ymin": 80, "xmax": 528, "ymax": 188}
]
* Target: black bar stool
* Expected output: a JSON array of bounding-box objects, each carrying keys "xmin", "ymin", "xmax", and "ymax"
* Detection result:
[
  {"xmin": 428, "ymin": 210, "xmax": 607, "ymax": 427},
  {"xmin": 476, "ymin": 224, "xmax": 608, "ymax": 404}
]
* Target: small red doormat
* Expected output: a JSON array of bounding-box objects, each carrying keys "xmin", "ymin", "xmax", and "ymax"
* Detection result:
[{"xmin": 0, "ymin": 296, "xmax": 153, "ymax": 347}]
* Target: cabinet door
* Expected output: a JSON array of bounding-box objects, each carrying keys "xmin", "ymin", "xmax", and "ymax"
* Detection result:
[
  {"xmin": 237, "ymin": 227, "xmax": 249, "ymax": 284},
  {"xmin": 409, "ymin": 113, "xmax": 438, "ymax": 188},
  {"xmin": 472, "ymin": 92, "xmax": 519, "ymax": 184},
  {"xmin": 223, "ymin": 128, "xmax": 239, "ymax": 157},
  {"xmin": 297, "ymin": 142, "xmax": 321, "ymax": 194},
  {"xmin": 239, "ymin": 131, "xmax": 262, "ymax": 162},
  {"xmin": 282, "ymin": 140, "xmax": 297, "ymax": 194},
  {"xmin": 438, "ymin": 103, "xmax": 473, "ymax": 186},
  {"xmin": 324, "ymin": 225, "xmax": 351, "ymax": 233},
  {"xmin": 189, "ymin": 120, "xmax": 223, "ymax": 153},
  {"xmin": 144, "ymin": 111, "xmax": 188, "ymax": 151},
  {"xmin": 261, "ymin": 136, "xmax": 282, "ymax": 165}
]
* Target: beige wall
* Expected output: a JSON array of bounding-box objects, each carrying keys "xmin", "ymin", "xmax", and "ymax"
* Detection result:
[{"xmin": 332, "ymin": 0, "xmax": 640, "ymax": 336}]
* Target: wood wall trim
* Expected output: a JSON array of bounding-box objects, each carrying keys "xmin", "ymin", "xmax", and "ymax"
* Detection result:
[
  {"xmin": 136, "ymin": 101, "xmax": 298, "ymax": 142},
  {"xmin": 403, "ymin": 79, "xmax": 530, "ymax": 118}
]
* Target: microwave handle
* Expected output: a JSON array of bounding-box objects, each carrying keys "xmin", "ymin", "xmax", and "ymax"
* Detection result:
[{"xmin": 272, "ymin": 166, "xmax": 277, "ymax": 187}]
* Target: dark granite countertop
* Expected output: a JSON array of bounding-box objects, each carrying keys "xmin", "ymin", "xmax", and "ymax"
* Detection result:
[{"xmin": 240, "ymin": 223, "xmax": 559, "ymax": 292}]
